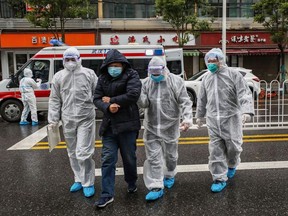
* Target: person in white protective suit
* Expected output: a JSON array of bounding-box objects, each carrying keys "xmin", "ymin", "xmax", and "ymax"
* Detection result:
[
  {"xmin": 48, "ymin": 47, "xmax": 98, "ymax": 198},
  {"xmin": 138, "ymin": 56, "xmax": 193, "ymax": 201},
  {"xmin": 19, "ymin": 68, "xmax": 41, "ymax": 126},
  {"xmin": 195, "ymin": 48, "xmax": 254, "ymax": 193}
]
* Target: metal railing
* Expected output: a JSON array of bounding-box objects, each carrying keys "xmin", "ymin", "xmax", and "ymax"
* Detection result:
[{"xmin": 244, "ymin": 80, "xmax": 288, "ymax": 130}]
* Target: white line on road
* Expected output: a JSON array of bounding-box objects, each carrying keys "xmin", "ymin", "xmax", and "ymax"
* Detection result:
[
  {"xmin": 95, "ymin": 161, "xmax": 288, "ymax": 176},
  {"xmin": 8, "ymin": 126, "xmax": 48, "ymax": 150}
]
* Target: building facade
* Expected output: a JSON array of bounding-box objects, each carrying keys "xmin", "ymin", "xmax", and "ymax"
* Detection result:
[{"xmin": 0, "ymin": 0, "xmax": 286, "ymax": 82}]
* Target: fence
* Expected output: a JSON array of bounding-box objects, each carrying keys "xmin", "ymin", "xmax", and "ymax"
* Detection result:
[{"xmin": 243, "ymin": 80, "xmax": 288, "ymax": 130}]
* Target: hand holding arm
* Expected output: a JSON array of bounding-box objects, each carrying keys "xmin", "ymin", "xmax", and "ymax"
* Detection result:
[{"xmin": 109, "ymin": 103, "xmax": 120, "ymax": 113}]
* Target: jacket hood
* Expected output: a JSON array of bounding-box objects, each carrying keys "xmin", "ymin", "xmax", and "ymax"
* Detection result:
[{"xmin": 100, "ymin": 49, "xmax": 131, "ymax": 74}]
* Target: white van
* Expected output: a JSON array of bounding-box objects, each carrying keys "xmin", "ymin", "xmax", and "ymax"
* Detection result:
[{"xmin": 0, "ymin": 45, "xmax": 184, "ymax": 122}]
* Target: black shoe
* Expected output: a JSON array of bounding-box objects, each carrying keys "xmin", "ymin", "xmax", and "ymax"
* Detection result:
[
  {"xmin": 127, "ymin": 185, "xmax": 137, "ymax": 193},
  {"xmin": 95, "ymin": 197, "xmax": 114, "ymax": 208}
]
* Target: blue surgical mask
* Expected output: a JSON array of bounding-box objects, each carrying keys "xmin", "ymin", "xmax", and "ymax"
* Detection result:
[
  {"xmin": 150, "ymin": 74, "xmax": 165, "ymax": 83},
  {"xmin": 108, "ymin": 67, "xmax": 122, "ymax": 77},
  {"xmin": 207, "ymin": 63, "xmax": 219, "ymax": 73}
]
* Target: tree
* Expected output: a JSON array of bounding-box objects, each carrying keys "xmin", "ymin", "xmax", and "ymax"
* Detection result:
[
  {"xmin": 7, "ymin": 0, "xmax": 26, "ymax": 18},
  {"xmin": 25, "ymin": 0, "xmax": 96, "ymax": 43},
  {"xmin": 155, "ymin": 0, "xmax": 214, "ymax": 47},
  {"xmin": 253, "ymin": 0, "xmax": 288, "ymax": 78}
]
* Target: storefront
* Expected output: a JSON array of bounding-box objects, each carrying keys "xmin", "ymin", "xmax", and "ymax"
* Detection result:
[
  {"xmin": 198, "ymin": 31, "xmax": 287, "ymax": 81},
  {"xmin": 0, "ymin": 31, "xmax": 96, "ymax": 80}
]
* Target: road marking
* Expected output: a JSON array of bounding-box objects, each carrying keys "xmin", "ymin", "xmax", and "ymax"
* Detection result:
[
  {"xmin": 31, "ymin": 134, "xmax": 288, "ymax": 150},
  {"xmin": 7, "ymin": 122, "xmax": 288, "ymax": 151},
  {"xmin": 7, "ymin": 126, "xmax": 48, "ymax": 150},
  {"xmin": 95, "ymin": 161, "xmax": 288, "ymax": 176}
]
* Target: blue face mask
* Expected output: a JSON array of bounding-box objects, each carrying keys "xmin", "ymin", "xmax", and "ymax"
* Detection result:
[
  {"xmin": 108, "ymin": 67, "xmax": 122, "ymax": 77},
  {"xmin": 150, "ymin": 74, "xmax": 165, "ymax": 83},
  {"xmin": 207, "ymin": 63, "xmax": 219, "ymax": 73}
]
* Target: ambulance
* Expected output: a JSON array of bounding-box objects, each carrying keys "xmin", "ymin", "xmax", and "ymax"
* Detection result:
[{"xmin": 0, "ymin": 44, "xmax": 184, "ymax": 122}]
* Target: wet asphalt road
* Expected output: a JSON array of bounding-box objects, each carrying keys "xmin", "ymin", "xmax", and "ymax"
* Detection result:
[{"xmin": 1, "ymin": 113, "xmax": 288, "ymax": 216}]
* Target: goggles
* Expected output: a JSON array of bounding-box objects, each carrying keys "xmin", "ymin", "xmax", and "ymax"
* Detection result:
[
  {"xmin": 63, "ymin": 55, "xmax": 79, "ymax": 62},
  {"xmin": 206, "ymin": 53, "xmax": 219, "ymax": 60},
  {"xmin": 148, "ymin": 65, "xmax": 165, "ymax": 75}
]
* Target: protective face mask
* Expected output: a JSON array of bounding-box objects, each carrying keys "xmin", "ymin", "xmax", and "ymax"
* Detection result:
[
  {"xmin": 207, "ymin": 63, "xmax": 219, "ymax": 73},
  {"xmin": 65, "ymin": 62, "xmax": 77, "ymax": 71},
  {"xmin": 108, "ymin": 67, "xmax": 122, "ymax": 77},
  {"xmin": 150, "ymin": 74, "xmax": 165, "ymax": 83}
]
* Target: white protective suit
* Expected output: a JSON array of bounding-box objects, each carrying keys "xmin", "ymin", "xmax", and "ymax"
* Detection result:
[
  {"xmin": 195, "ymin": 48, "xmax": 254, "ymax": 182},
  {"xmin": 19, "ymin": 68, "xmax": 40, "ymax": 122},
  {"xmin": 48, "ymin": 47, "xmax": 98, "ymax": 187},
  {"xmin": 138, "ymin": 57, "xmax": 193, "ymax": 190}
]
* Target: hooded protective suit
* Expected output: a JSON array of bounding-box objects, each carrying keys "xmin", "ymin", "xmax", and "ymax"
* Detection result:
[
  {"xmin": 138, "ymin": 56, "xmax": 193, "ymax": 190},
  {"xmin": 48, "ymin": 47, "xmax": 98, "ymax": 187},
  {"xmin": 195, "ymin": 48, "xmax": 254, "ymax": 182},
  {"xmin": 19, "ymin": 68, "xmax": 40, "ymax": 123}
]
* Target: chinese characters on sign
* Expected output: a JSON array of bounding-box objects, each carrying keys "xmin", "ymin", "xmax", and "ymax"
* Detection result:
[
  {"xmin": 102, "ymin": 33, "xmax": 195, "ymax": 46},
  {"xmin": 31, "ymin": 36, "xmax": 62, "ymax": 45},
  {"xmin": 143, "ymin": 36, "xmax": 150, "ymax": 44},
  {"xmin": 220, "ymin": 34, "xmax": 267, "ymax": 44},
  {"xmin": 110, "ymin": 35, "xmax": 119, "ymax": 45}
]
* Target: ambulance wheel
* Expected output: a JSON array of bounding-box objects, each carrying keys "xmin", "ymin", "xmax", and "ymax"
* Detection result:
[{"xmin": 0, "ymin": 99, "xmax": 23, "ymax": 122}]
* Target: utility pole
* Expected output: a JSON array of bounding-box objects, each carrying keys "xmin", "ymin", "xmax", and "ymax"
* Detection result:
[{"xmin": 222, "ymin": 0, "xmax": 226, "ymax": 63}]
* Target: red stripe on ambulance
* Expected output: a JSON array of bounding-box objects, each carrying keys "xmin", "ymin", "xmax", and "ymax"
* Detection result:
[
  {"xmin": 33, "ymin": 52, "xmax": 149, "ymax": 59},
  {"xmin": 0, "ymin": 90, "xmax": 50, "ymax": 99}
]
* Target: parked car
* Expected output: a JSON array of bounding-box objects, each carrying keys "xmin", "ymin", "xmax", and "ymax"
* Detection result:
[{"xmin": 185, "ymin": 67, "xmax": 261, "ymax": 106}]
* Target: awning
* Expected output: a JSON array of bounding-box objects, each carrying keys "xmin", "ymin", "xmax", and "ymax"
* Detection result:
[
  {"xmin": 199, "ymin": 49, "xmax": 288, "ymax": 55},
  {"xmin": 199, "ymin": 49, "xmax": 248, "ymax": 55},
  {"xmin": 248, "ymin": 49, "xmax": 288, "ymax": 55},
  {"xmin": 183, "ymin": 50, "xmax": 200, "ymax": 56}
]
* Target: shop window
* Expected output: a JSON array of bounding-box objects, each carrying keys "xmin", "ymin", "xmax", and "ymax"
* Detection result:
[{"xmin": 8, "ymin": 52, "xmax": 14, "ymax": 76}]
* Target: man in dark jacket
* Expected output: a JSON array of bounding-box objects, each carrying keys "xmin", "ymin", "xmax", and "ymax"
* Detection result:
[{"xmin": 93, "ymin": 49, "xmax": 142, "ymax": 208}]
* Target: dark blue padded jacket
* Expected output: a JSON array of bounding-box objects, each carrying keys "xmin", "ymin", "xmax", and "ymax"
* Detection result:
[{"xmin": 93, "ymin": 49, "xmax": 142, "ymax": 136}]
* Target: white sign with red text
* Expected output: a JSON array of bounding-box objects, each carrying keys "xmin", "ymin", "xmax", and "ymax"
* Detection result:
[{"xmin": 101, "ymin": 33, "xmax": 195, "ymax": 46}]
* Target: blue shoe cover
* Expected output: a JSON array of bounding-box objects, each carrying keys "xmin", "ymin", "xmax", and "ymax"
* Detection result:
[
  {"xmin": 145, "ymin": 189, "xmax": 164, "ymax": 201},
  {"xmin": 83, "ymin": 185, "xmax": 95, "ymax": 197},
  {"xmin": 227, "ymin": 168, "xmax": 236, "ymax": 179},
  {"xmin": 32, "ymin": 121, "xmax": 38, "ymax": 126},
  {"xmin": 19, "ymin": 121, "xmax": 30, "ymax": 125},
  {"xmin": 211, "ymin": 181, "xmax": 227, "ymax": 193},
  {"xmin": 164, "ymin": 177, "xmax": 175, "ymax": 189},
  {"xmin": 70, "ymin": 182, "xmax": 82, "ymax": 192}
]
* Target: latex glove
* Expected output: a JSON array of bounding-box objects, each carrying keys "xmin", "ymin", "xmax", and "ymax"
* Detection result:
[
  {"xmin": 242, "ymin": 114, "xmax": 251, "ymax": 124},
  {"xmin": 196, "ymin": 118, "xmax": 204, "ymax": 129},
  {"xmin": 180, "ymin": 122, "xmax": 190, "ymax": 132},
  {"xmin": 48, "ymin": 122, "xmax": 58, "ymax": 132},
  {"xmin": 36, "ymin": 78, "xmax": 42, "ymax": 88}
]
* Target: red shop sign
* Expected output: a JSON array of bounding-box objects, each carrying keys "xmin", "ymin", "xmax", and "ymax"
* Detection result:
[{"xmin": 201, "ymin": 32, "xmax": 274, "ymax": 46}]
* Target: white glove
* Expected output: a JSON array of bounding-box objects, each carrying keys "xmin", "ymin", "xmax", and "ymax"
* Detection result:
[
  {"xmin": 48, "ymin": 122, "xmax": 58, "ymax": 132},
  {"xmin": 179, "ymin": 122, "xmax": 190, "ymax": 132},
  {"xmin": 242, "ymin": 114, "xmax": 251, "ymax": 124},
  {"xmin": 196, "ymin": 118, "xmax": 204, "ymax": 129},
  {"xmin": 36, "ymin": 78, "xmax": 42, "ymax": 83}
]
